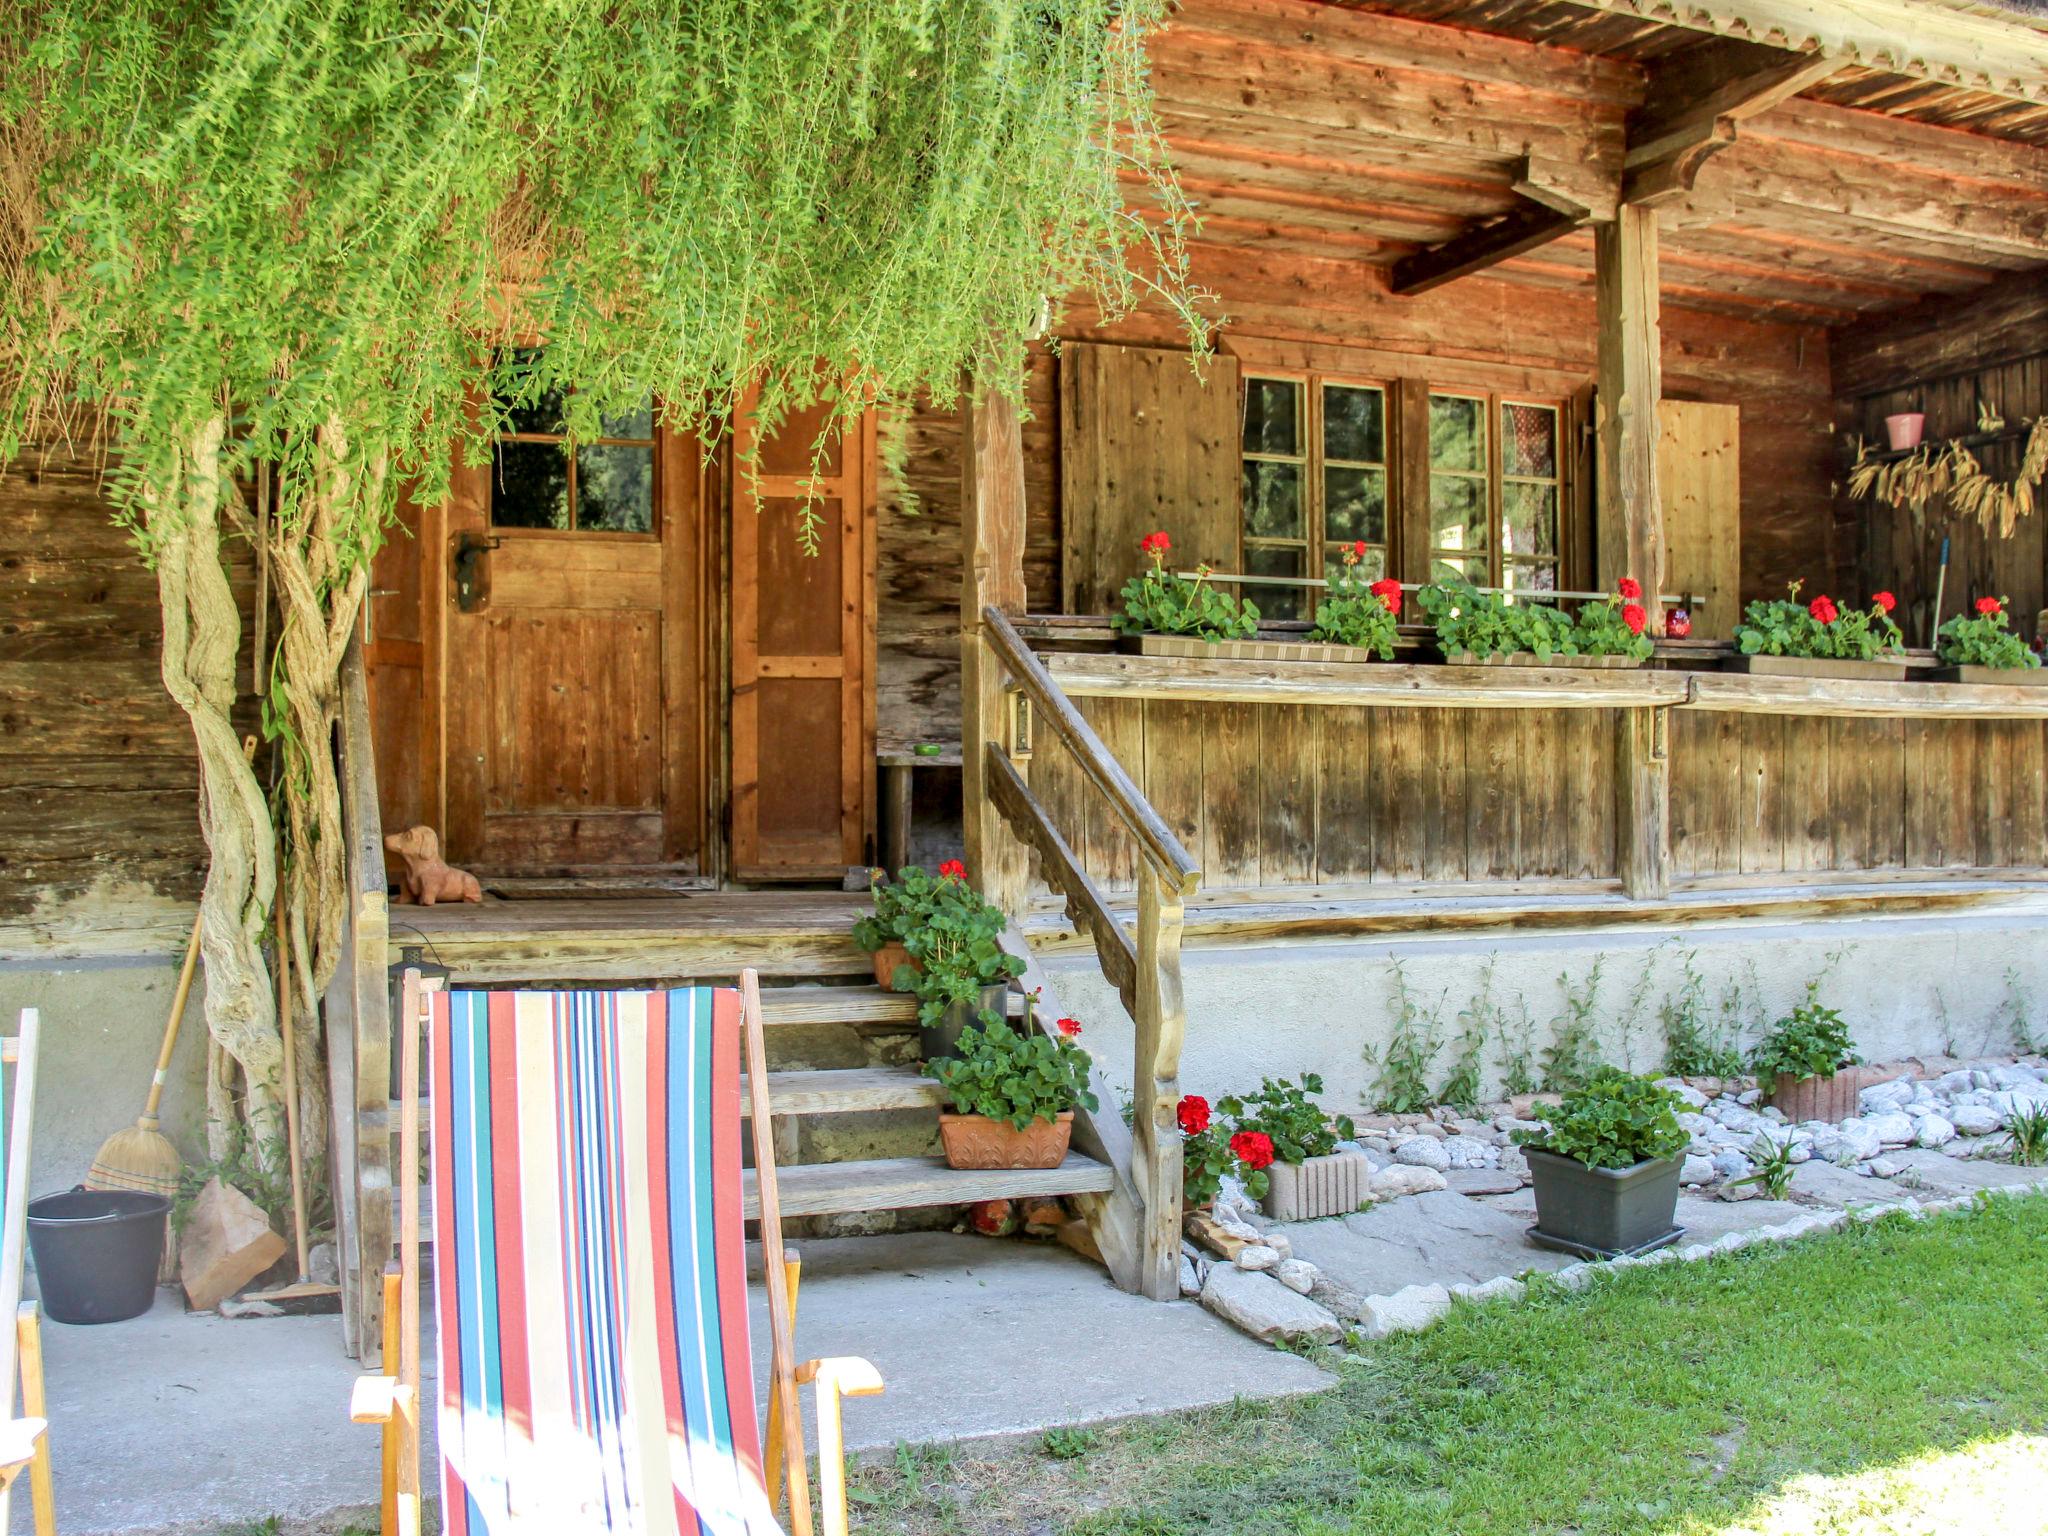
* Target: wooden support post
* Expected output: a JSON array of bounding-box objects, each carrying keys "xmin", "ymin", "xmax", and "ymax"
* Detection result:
[
  {"xmin": 1393, "ymin": 378, "xmax": 1433, "ymax": 587},
  {"xmin": 1595, "ymin": 205, "xmax": 1666, "ymax": 630},
  {"xmin": 1131, "ymin": 871, "xmax": 1188, "ymax": 1302},
  {"xmin": 1617, "ymin": 705, "xmax": 1671, "ymax": 900},
  {"xmin": 960, "ymin": 380, "xmax": 1030, "ymax": 918}
]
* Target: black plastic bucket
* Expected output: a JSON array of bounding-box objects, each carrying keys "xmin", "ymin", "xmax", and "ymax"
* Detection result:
[{"xmin": 27, "ymin": 1187, "xmax": 169, "ymax": 1324}]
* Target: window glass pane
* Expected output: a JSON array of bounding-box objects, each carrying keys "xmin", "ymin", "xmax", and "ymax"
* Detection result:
[
  {"xmin": 504, "ymin": 384, "xmax": 569, "ymax": 438},
  {"xmin": 1325, "ymin": 544, "xmax": 1387, "ymax": 583},
  {"xmin": 1501, "ymin": 402, "xmax": 1557, "ymax": 479},
  {"xmin": 600, "ymin": 399, "xmax": 655, "ymax": 441},
  {"xmin": 577, "ymin": 443, "xmax": 654, "ymax": 533},
  {"xmin": 1325, "ymin": 466, "xmax": 1387, "ymax": 544},
  {"xmin": 492, "ymin": 441, "xmax": 571, "ymax": 529},
  {"xmin": 1244, "ymin": 545, "xmax": 1304, "ymax": 621},
  {"xmin": 1323, "ymin": 385, "xmax": 1384, "ymax": 464},
  {"xmin": 1429, "ymin": 394, "xmax": 1484, "ymax": 472},
  {"xmin": 1430, "ymin": 475, "xmax": 1487, "ymax": 553},
  {"xmin": 1506, "ymin": 560, "xmax": 1558, "ymax": 594},
  {"xmin": 1432, "ymin": 556, "xmax": 1477, "ymax": 584},
  {"xmin": 1502, "ymin": 482, "xmax": 1558, "ymax": 559},
  {"xmin": 1242, "ymin": 379, "xmax": 1302, "ymax": 456},
  {"xmin": 1243, "ymin": 461, "xmax": 1304, "ymax": 539}
]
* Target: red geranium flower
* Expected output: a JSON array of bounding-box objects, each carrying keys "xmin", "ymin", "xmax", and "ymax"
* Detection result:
[
  {"xmin": 1177, "ymin": 1094, "xmax": 1211, "ymax": 1136},
  {"xmin": 1622, "ymin": 602, "xmax": 1647, "ymax": 636},
  {"xmin": 1617, "ymin": 577, "xmax": 1642, "ymax": 602},
  {"xmin": 1977, "ymin": 595, "xmax": 2004, "ymax": 616},
  {"xmin": 1872, "ymin": 591, "xmax": 1896, "ymax": 614},
  {"xmin": 1808, "ymin": 595, "xmax": 1839, "ymax": 625},
  {"xmin": 1057, "ymin": 1016, "xmax": 1083, "ymax": 1037},
  {"xmin": 1369, "ymin": 577, "xmax": 1402, "ymax": 616},
  {"xmin": 937, "ymin": 858, "xmax": 967, "ymax": 880},
  {"xmin": 1139, "ymin": 530, "xmax": 1172, "ymax": 562},
  {"xmin": 1229, "ymin": 1130, "xmax": 1275, "ymax": 1171}
]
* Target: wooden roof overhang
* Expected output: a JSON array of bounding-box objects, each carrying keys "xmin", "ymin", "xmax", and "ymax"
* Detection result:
[{"xmin": 1134, "ymin": 0, "xmax": 2048, "ymax": 329}]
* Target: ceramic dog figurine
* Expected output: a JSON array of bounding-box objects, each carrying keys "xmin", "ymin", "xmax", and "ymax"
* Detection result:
[{"xmin": 385, "ymin": 825, "xmax": 483, "ymax": 905}]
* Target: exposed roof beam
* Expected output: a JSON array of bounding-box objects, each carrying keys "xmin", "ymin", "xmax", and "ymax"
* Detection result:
[
  {"xmin": 1548, "ymin": 0, "xmax": 2048, "ymax": 106},
  {"xmin": 1391, "ymin": 195, "xmax": 1592, "ymax": 297},
  {"xmin": 1622, "ymin": 41, "xmax": 1843, "ymax": 206}
]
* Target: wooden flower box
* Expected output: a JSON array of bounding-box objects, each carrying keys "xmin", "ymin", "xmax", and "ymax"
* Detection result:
[
  {"xmin": 1928, "ymin": 665, "xmax": 2048, "ymax": 686},
  {"xmin": 1260, "ymin": 1150, "xmax": 1373, "ymax": 1222},
  {"xmin": 1120, "ymin": 634, "xmax": 1379, "ymax": 663},
  {"xmin": 1722, "ymin": 655, "xmax": 1909, "ymax": 682},
  {"xmin": 1439, "ymin": 650, "xmax": 1643, "ymax": 670},
  {"xmin": 1767, "ymin": 1064, "xmax": 1880, "ymax": 1123}
]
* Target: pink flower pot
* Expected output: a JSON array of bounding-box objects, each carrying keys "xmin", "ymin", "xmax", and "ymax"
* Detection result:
[{"xmin": 1884, "ymin": 413, "xmax": 1926, "ymax": 451}]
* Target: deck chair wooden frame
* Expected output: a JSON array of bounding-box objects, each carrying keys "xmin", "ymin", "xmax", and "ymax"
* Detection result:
[
  {"xmin": 353, "ymin": 970, "xmax": 881, "ymax": 1536},
  {"xmin": 0, "ymin": 1012, "xmax": 55, "ymax": 1536}
]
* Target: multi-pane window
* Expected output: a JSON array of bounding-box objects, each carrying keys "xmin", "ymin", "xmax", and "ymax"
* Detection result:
[
  {"xmin": 1427, "ymin": 393, "xmax": 1561, "ymax": 592},
  {"xmin": 491, "ymin": 379, "xmax": 657, "ymax": 535},
  {"xmin": 1240, "ymin": 376, "xmax": 1388, "ymax": 620}
]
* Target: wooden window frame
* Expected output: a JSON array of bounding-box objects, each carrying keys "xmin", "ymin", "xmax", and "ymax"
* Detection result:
[
  {"xmin": 1238, "ymin": 371, "xmax": 1391, "ymax": 618},
  {"xmin": 489, "ymin": 391, "xmax": 663, "ymax": 541},
  {"xmin": 1424, "ymin": 389, "xmax": 1566, "ymax": 593}
]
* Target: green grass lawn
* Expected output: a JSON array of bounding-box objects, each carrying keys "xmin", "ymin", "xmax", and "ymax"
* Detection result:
[{"xmin": 850, "ymin": 1194, "xmax": 2048, "ymax": 1536}]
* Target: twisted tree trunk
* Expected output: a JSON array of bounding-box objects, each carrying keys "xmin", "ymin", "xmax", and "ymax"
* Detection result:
[{"xmin": 146, "ymin": 416, "xmax": 283, "ymax": 1155}]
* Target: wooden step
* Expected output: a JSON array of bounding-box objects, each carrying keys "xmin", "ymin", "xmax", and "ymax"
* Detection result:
[
  {"xmin": 740, "ymin": 1066, "xmax": 946, "ymax": 1116},
  {"xmin": 744, "ymin": 1154, "xmax": 1115, "ymax": 1219},
  {"xmin": 756, "ymin": 985, "xmax": 1025, "ymax": 1028}
]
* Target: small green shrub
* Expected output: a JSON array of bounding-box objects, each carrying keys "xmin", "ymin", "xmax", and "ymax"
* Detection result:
[
  {"xmin": 1439, "ymin": 960, "xmax": 1497, "ymax": 1110},
  {"xmin": 1498, "ymin": 992, "xmax": 1539, "ymax": 1098},
  {"xmin": 859, "ymin": 861, "xmax": 1025, "ymax": 1030},
  {"xmin": 1734, "ymin": 1133, "xmax": 1796, "ymax": 1200},
  {"xmin": 1306, "ymin": 545, "xmax": 1400, "ymax": 656},
  {"xmin": 1176, "ymin": 1093, "xmax": 1271, "ymax": 1204},
  {"xmin": 1368, "ymin": 965, "xmax": 1443, "ymax": 1113},
  {"xmin": 1572, "ymin": 578, "xmax": 1655, "ymax": 661},
  {"xmin": 852, "ymin": 863, "xmax": 955, "ymax": 956},
  {"xmin": 923, "ymin": 1020, "xmax": 1098, "ymax": 1129},
  {"xmin": 1937, "ymin": 596, "xmax": 2039, "ymax": 670},
  {"xmin": 1735, "ymin": 581, "xmax": 1903, "ymax": 661},
  {"xmin": 1661, "ymin": 952, "xmax": 1745, "ymax": 1078},
  {"xmin": 1750, "ymin": 991, "xmax": 1859, "ymax": 1082},
  {"xmin": 1415, "ymin": 577, "xmax": 1577, "ymax": 661},
  {"xmin": 1218, "ymin": 1074, "xmax": 1356, "ymax": 1166},
  {"xmin": 1543, "ymin": 960, "xmax": 1604, "ymax": 1092},
  {"xmin": 1512, "ymin": 1068, "xmax": 1688, "ymax": 1170},
  {"xmin": 1040, "ymin": 1427, "xmax": 1099, "ymax": 1461},
  {"xmin": 1114, "ymin": 531, "xmax": 1258, "ymax": 640},
  {"xmin": 2004, "ymin": 1106, "xmax": 2048, "ymax": 1167}
]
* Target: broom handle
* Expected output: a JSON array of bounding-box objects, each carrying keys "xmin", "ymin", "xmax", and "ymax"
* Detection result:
[
  {"xmin": 276, "ymin": 885, "xmax": 310, "ymax": 1280},
  {"xmin": 139, "ymin": 910, "xmax": 204, "ymax": 1129}
]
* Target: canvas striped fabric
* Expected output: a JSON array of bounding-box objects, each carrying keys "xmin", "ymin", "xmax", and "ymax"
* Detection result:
[{"xmin": 430, "ymin": 987, "xmax": 784, "ymax": 1536}]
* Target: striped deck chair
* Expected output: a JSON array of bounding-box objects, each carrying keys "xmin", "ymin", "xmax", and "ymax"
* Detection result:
[
  {"xmin": 0, "ymin": 1012, "xmax": 54, "ymax": 1536},
  {"xmin": 353, "ymin": 971, "xmax": 882, "ymax": 1536}
]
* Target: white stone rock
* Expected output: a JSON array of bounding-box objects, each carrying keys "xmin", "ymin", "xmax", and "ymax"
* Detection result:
[
  {"xmin": 1356, "ymin": 1283, "xmax": 1453, "ymax": 1340},
  {"xmin": 1861, "ymin": 1079, "xmax": 1915, "ymax": 1113},
  {"xmin": 1865, "ymin": 1111, "xmax": 1916, "ymax": 1147},
  {"xmin": 1680, "ymin": 1154, "xmax": 1717, "ymax": 1186},
  {"xmin": 1369, "ymin": 1164, "xmax": 1449, "ymax": 1199},
  {"xmin": 1236, "ymin": 1244, "xmax": 1281, "ymax": 1272},
  {"xmin": 1869, "ymin": 1155, "xmax": 1908, "ymax": 1179},
  {"xmin": 1951, "ymin": 1104, "xmax": 2003, "ymax": 1136},
  {"xmin": 1817, "ymin": 1120, "xmax": 1882, "ymax": 1163},
  {"xmin": 1659, "ymin": 1079, "xmax": 1709, "ymax": 1109},
  {"xmin": 1496, "ymin": 1146, "xmax": 1528, "ymax": 1178},
  {"xmin": 1393, "ymin": 1136, "xmax": 1452, "ymax": 1171},
  {"xmin": 1937, "ymin": 1069, "xmax": 1976, "ymax": 1096},
  {"xmin": 1915, "ymin": 1114, "xmax": 1957, "ymax": 1148},
  {"xmin": 1710, "ymin": 1150, "xmax": 1753, "ymax": 1181},
  {"xmin": 1442, "ymin": 1134, "xmax": 1493, "ymax": 1170},
  {"xmin": 1992, "ymin": 1065, "xmax": 2043, "ymax": 1091},
  {"xmin": 1201, "ymin": 1265, "xmax": 1344, "ymax": 1347},
  {"xmin": 1275, "ymin": 1258, "xmax": 1318, "ymax": 1295},
  {"xmin": 1551, "ymin": 1264, "xmax": 1595, "ymax": 1292},
  {"xmin": 1449, "ymin": 1275, "xmax": 1526, "ymax": 1306},
  {"xmin": 1715, "ymin": 1105, "xmax": 1764, "ymax": 1135},
  {"xmin": 1264, "ymin": 1231, "xmax": 1293, "ymax": 1261},
  {"xmin": 1179, "ymin": 1254, "xmax": 1202, "ymax": 1297},
  {"xmin": 1736, "ymin": 1088, "xmax": 1762, "ymax": 1107}
]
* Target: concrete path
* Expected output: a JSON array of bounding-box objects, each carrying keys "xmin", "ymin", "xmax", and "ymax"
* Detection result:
[{"xmin": 18, "ymin": 1233, "xmax": 1329, "ymax": 1536}]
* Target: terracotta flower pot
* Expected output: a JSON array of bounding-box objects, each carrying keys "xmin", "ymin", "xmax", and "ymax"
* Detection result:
[
  {"xmin": 871, "ymin": 941, "xmax": 917, "ymax": 991},
  {"xmin": 1884, "ymin": 412, "xmax": 1926, "ymax": 451},
  {"xmin": 938, "ymin": 1111, "xmax": 1073, "ymax": 1170},
  {"xmin": 1769, "ymin": 1064, "xmax": 1877, "ymax": 1123}
]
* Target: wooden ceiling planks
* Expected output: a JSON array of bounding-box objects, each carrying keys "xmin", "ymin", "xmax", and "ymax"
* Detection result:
[{"xmin": 1147, "ymin": 0, "xmax": 2047, "ymax": 328}]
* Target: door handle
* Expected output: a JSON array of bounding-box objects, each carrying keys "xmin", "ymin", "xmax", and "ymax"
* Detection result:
[{"xmin": 452, "ymin": 532, "xmax": 502, "ymax": 613}]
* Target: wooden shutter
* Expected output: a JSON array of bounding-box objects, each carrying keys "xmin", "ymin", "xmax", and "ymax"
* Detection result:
[
  {"xmin": 1658, "ymin": 400, "xmax": 1741, "ymax": 638},
  {"xmin": 730, "ymin": 393, "xmax": 877, "ymax": 879},
  {"xmin": 1059, "ymin": 343, "xmax": 1242, "ymax": 614}
]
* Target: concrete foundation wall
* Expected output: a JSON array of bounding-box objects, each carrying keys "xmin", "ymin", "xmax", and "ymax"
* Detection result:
[
  {"xmin": 1045, "ymin": 897, "xmax": 2048, "ymax": 1120},
  {"xmin": 0, "ymin": 931, "xmax": 214, "ymax": 1199}
]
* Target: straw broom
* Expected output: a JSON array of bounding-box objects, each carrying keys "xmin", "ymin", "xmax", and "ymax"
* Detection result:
[{"xmin": 85, "ymin": 907, "xmax": 201, "ymax": 1198}]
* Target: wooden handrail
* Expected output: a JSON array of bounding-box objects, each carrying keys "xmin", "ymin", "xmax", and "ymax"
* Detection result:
[{"xmin": 981, "ymin": 607, "xmax": 1202, "ymax": 895}]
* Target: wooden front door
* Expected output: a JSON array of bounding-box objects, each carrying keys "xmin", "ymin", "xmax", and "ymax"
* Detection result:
[
  {"xmin": 440, "ymin": 393, "xmax": 711, "ymax": 878},
  {"xmin": 730, "ymin": 394, "xmax": 876, "ymax": 880}
]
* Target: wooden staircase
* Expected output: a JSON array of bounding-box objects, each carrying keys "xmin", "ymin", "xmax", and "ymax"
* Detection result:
[{"xmin": 739, "ymin": 984, "xmax": 1117, "ymax": 1220}]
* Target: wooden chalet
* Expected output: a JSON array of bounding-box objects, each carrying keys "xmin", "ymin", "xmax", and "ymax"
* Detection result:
[{"xmin": 6, "ymin": 0, "xmax": 2048, "ymax": 1355}]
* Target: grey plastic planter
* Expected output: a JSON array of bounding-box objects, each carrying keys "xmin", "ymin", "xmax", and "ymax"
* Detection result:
[
  {"xmin": 919, "ymin": 982, "xmax": 1011, "ymax": 1062},
  {"xmin": 1525, "ymin": 1147, "xmax": 1684, "ymax": 1259}
]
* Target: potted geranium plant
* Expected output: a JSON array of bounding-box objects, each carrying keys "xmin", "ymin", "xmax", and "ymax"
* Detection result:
[
  {"xmin": 923, "ymin": 1017, "xmax": 1099, "ymax": 1170},
  {"xmin": 1302, "ymin": 543, "xmax": 1402, "ymax": 661},
  {"xmin": 1113, "ymin": 530, "xmax": 1260, "ymax": 657},
  {"xmin": 1218, "ymin": 1074, "xmax": 1367, "ymax": 1220},
  {"xmin": 1178, "ymin": 1094, "xmax": 1273, "ymax": 1211},
  {"xmin": 895, "ymin": 859, "xmax": 1024, "ymax": 1060},
  {"xmin": 1512, "ymin": 1068, "xmax": 1689, "ymax": 1258},
  {"xmin": 1729, "ymin": 582, "xmax": 1906, "ymax": 680},
  {"xmin": 1933, "ymin": 595, "xmax": 2046, "ymax": 685},
  {"xmin": 852, "ymin": 862, "xmax": 955, "ymax": 989},
  {"xmin": 1416, "ymin": 576, "xmax": 1587, "ymax": 666},
  {"xmin": 1570, "ymin": 578, "xmax": 1656, "ymax": 665},
  {"xmin": 1751, "ymin": 990, "xmax": 1868, "ymax": 1122}
]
